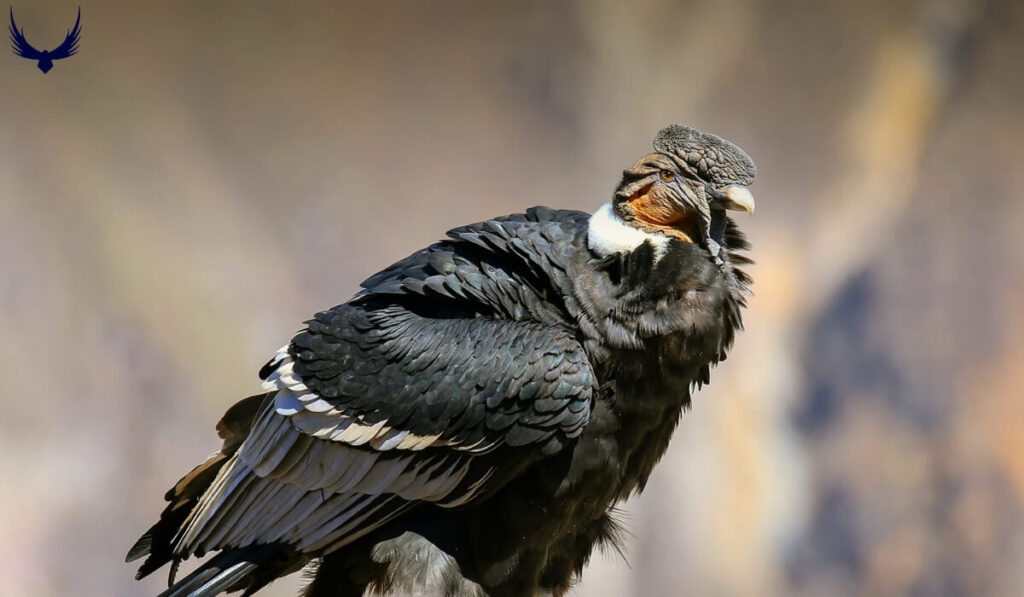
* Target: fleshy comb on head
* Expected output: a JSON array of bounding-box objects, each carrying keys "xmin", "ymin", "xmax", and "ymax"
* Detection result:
[{"xmin": 653, "ymin": 125, "xmax": 756, "ymax": 187}]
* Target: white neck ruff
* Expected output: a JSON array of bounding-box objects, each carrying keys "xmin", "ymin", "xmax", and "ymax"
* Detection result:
[{"xmin": 587, "ymin": 203, "xmax": 669, "ymax": 261}]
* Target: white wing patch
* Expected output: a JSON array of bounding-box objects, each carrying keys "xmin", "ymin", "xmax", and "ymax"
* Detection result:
[
  {"xmin": 587, "ymin": 202, "xmax": 669, "ymax": 261},
  {"xmin": 262, "ymin": 348, "xmax": 494, "ymax": 453}
]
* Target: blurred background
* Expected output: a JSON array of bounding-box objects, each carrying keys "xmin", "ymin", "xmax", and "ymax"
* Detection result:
[{"xmin": 1, "ymin": 1, "xmax": 1022, "ymax": 595}]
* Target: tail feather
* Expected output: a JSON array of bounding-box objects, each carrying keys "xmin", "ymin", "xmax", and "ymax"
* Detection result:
[
  {"xmin": 157, "ymin": 548, "xmax": 263, "ymax": 597},
  {"xmin": 127, "ymin": 451, "xmax": 231, "ymax": 579},
  {"xmin": 128, "ymin": 393, "xmax": 271, "ymax": 581},
  {"xmin": 157, "ymin": 544, "xmax": 307, "ymax": 597}
]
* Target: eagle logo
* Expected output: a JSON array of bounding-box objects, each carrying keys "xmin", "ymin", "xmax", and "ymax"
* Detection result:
[{"xmin": 9, "ymin": 6, "xmax": 81, "ymax": 73}]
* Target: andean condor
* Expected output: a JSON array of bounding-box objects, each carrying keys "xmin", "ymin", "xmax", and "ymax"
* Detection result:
[{"xmin": 127, "ymin": 124, "xmax": 757, "ymax": 596}]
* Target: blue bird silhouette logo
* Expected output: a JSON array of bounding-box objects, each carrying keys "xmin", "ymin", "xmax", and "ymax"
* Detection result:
[{"xmin": 9, "ymin": 6, "xmax": 81, "ymax": 73}]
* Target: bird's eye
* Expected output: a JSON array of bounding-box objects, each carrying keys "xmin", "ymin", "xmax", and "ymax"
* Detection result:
[{"xmin": 660, "ymin": 170, "xmax": 675, "ymax": 182}]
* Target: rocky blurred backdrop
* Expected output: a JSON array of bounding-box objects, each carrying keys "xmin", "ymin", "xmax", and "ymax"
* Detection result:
[{"xmin": 1, "ymin": 1, "xmax": 1021, "ymax": 595}]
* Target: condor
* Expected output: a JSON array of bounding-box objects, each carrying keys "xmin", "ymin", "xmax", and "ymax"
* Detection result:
[{"xmin": 128, "ymin": 124, "xmax": 756, "ymax": 597}]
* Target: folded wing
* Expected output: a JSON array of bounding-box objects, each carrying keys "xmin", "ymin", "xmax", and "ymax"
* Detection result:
[
  {"xmin": 128, "ymin": 208, "xmax": 596, "ymax": 582},
  {"xmin": 164, "ymin": 302, "xmax": 594, "ymax": 564}
]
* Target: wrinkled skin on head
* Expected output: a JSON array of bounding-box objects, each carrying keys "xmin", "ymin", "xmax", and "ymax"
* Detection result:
[{"xmin": 652, "ymin": 124, "xmax": 756, "ymax": 187}]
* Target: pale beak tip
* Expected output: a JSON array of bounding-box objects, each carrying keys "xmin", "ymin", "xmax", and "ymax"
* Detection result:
[{"xmin": 721, "ymin": 184, "xmax": 755, "ymax": 215}]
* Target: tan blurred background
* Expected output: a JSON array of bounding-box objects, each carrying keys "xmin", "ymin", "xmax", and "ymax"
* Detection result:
[{"xmin": 1, "ymin": 1, "xmax": 1022, "ymax": 595}]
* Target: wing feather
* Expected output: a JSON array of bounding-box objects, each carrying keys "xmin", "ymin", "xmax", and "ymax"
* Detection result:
[
  {"xmin": 8, "ymin": 8, "xmax": 40, "ymax": 58},
  {"xmin": 49, "ymin": 7, "xmax": 81, "ymax": 59},
  {"xmin": 163, "ymin": 211, "xmax": 597, "ymax": 566}
]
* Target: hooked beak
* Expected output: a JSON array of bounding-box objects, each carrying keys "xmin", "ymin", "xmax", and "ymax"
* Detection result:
[{"xmin": 709, "ymin": 184, "xmax": 755, "ymax": 214}]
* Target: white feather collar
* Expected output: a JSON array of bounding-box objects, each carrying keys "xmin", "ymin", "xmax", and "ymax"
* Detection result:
[{"xmin": 587, "ymin": 203, "xmax": 669, "ymax": 261}]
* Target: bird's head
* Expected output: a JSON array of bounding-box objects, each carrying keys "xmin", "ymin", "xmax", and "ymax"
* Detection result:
[{"xmin": 610, "ymin": 124, "xmax": 755, "ymax": 260}]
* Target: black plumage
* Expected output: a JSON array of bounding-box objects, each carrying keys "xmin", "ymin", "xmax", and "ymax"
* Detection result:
[{"xmin": 128, "ymin": 125, "xmax": 756, "ymax": 596}]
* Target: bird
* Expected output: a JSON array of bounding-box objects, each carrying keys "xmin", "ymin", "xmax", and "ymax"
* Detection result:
[
  {"xmin": 9, "ymin": 6, "xmax": 81, "ymax": 73},
  {"xmin": 127, "ymin": 124, "xmax": 757, "ymax": 597}
]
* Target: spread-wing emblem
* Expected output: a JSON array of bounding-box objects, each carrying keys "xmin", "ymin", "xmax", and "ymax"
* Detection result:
[{"xmin": 9, "ymin": 6, "xmax": 81, "ymax": 73}]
